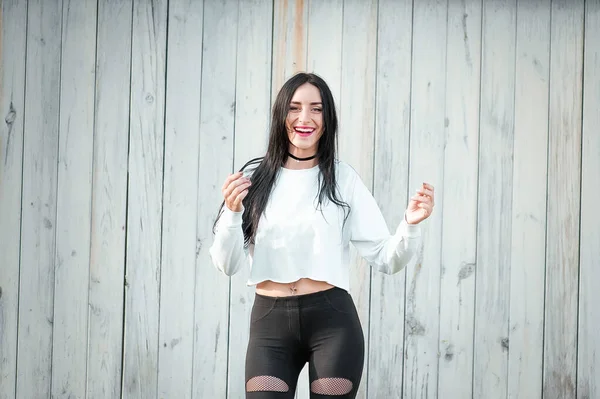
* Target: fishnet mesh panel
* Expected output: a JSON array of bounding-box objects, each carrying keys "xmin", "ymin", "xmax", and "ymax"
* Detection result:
[
  {"xmin": 310, "ymin": 378, "xmax": 353, "ymax": 395},
  {"xmin": 246, "ymin": 376, "xmax": 289, "ymax": 392}
]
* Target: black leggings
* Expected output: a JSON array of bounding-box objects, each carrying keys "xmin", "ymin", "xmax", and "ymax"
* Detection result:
[{"xmin": 245, "ymin": 287, "xmax": 365, "ymax": 398}]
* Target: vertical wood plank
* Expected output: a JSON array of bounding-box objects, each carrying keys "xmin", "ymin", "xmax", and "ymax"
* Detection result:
[
  {"xmin": 16, "ymin": 0, "xmax": 62, "ymax": 397},
  {"xmin": 403, "ymin": 1, "xmax": 447, "ymax": 398},
  {"xmin": 271, "ymin": 0, "xmax": 308, "ymax": 102},
  {"xmin": 507, "ymin": 1, "xmax": 550, "ymax": 398},
  {"xmin": 0, "ymin": 1, "xmax": 27, "ymax": 398},
  {"xmin": 193, "ymin": 1, "xmax": 239, "ymax": 398},
  {"xmin": 50, "ymin": 1, "xmax": 97, "ymax": 397},
  {"xmin": 227, "ymin": 0, "xmax": 274, "ymax": 397},
  {"xmin": 87, "ymin": 1, "xmax": 132, "ymax": 397},
  {"xmin": 122, "ymin": 0, "xmax": 168, "ymax": 397},
  {"xmin": 156, "ymin": 1, "xmax": 203, "ymax": 398},
  {"xmin": 437, "ymin": 0, "xmax": 481, "ymax": 397},
  {"xmin": 578, "ymin": 2, "xmax": 600, "ymax": 398},
  {"xmin": 367, "ymin": 0, "xmax": 412, "ymax": 397},
  {"xmin": 544, "ymin": 1, "xmax": 584, "ymax": 398},
  {"xmin": 296, "ymin": 2, "xmax": 344, "ymax": 397},
  {"xmin": 306, "ymin": 0, "xmax": 343, "ymax": 106},
  {"xmin": 227, "ymin": 0, "xmax": 274, "ymax": 395},
  {"xmin": 473, "ymin": 1, "xmax": 516, "ymax": 398},
  {"xmin": 339, "ymin": 1, "xmax": 378, "ymax": 397}
]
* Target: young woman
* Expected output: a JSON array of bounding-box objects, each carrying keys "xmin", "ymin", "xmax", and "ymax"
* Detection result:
[{"xmin": 209, "ymin": 72, "xmax": 434, "ymax": 398}]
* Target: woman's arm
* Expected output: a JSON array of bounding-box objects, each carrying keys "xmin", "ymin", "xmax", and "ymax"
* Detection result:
[
  {"xmin": 209, "ymin": 169, "xmax": 254, "ymax": 276},
  {"xmin": 209, "ymin": 206, "xmax": 251, "ymax": 276},
  {"xmin": 348, "ymin": 173, "xmax": 426, "ymax": 274}
]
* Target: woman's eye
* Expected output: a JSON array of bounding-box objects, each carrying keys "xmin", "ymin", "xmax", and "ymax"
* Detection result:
[{"xmin": 312, "ymin": 108, "xmax": 322, "ymax": 112}]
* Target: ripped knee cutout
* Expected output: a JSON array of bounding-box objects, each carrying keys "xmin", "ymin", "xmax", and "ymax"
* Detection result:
[
  {"xmin": 311, "ymin": 378, "xmax": 353, "ymax": 395},
  {"xmin": 246, "ymin": 376, "xmax": 289, "ymax": 392}
]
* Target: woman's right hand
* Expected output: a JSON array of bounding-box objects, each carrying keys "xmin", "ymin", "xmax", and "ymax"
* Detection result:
[{"xmin": 222, "ymin": 172, "xmax": 252, "ymax": 212}]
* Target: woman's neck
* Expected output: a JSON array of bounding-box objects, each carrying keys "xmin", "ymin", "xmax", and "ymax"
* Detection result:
[{"xmin": 285, "ymin": 147, "xmax": 318, "ymax": 170}]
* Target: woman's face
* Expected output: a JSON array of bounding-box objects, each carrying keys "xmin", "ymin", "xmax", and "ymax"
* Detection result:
[{"xmin": 286, "ymin": 83, "xmax": 324, "ymax": 155}]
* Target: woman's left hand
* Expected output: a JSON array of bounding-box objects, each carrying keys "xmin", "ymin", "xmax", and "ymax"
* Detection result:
[{"xmin": 405, "ymin": 182, "xmax": 435, "ymax": 225}]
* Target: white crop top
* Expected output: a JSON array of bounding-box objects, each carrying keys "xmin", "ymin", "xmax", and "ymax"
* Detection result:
[{"xmin": 209, "ymin": 161, "xmax": 422, "ymax": 291}]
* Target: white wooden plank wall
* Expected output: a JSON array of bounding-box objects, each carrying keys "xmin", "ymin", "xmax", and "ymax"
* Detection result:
[
  {"xmin": 51, "ymin": 1, "xmax": 97, "ymax": 397},
  {"xmin": 578, "ymin": 2, "xmax": 600, "ymax": 398},
  {"xmin": 0, "ymin": 1, "xmax": 26, "ymax": 399},
  {"xmin": 195, "ymin": 0, "xmax": 237, "ymax": 397},
  {"xmin": 198, "ymin": 1, "xmax": 243, "ymax": 398},
  {"xmin": 16, "ymin": 1, "xmax": 62, "ymax": 397},
  {"xmin": 508, "ymin": 0, "xmax": 550, "ymax": 398},
  {"xmin": 544, "ymin": 1, "xmax": 585, "ymax": 398},
  {"xmin": 339, "ymin": 2, "xmax": 378, "ymax": 398},
  {"xmin": 404, "ymin": 1, "xmax": 446, "ymax": 397},
  {"xmin": 438, "ymin": 1, "xmax": 481, "ymax": 398},
  {"xmin": 158, "ymin": 1, "xmax": 203, "ymax": 398},
  {"xmin": 368, "ymin": 0, "xmax": 412, "ymax": 397},
  {"xmin": 1, "ymin": 1, "xmax": 598, "ymax": 398},
  {"xmin": 509, "ymin": 1, "xmax": 550, "ymax": 398},
  {"xmin": 87, "ymin": 1, "xmax": 132, "ymax": 397},
  {"xmin": 228, "ymin": 0, "xmax": 274, "ymax": 391},
  {"xmin": 122, "ymin": 0, "xmax": 168, "ymax": 397},
  {"xmin": 474, "ymin": 1, "xmax": 516, "ymax": 398}
]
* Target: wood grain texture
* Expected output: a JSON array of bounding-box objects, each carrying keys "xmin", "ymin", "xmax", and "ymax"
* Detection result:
[
  {"xmin": 473, "ymin": 1, "xmax": 516, "ymax": 398},
  {"xmin": 122, "ymin": 0, "xmax": 167, "ymax": 397},
  {"xmin": 50, "ymin": 1, "xmax": 97, "ymax": 397},
  {"xmin": 306, "ymin": 0, "xmax": 343, "ymax": 107},
  {"xmin": 543, "ymin": 1, "xmax": 584, "ymax": 398},
  {"xmin": 437, "ymin": 0, "xmax": 481, "ymax": 397},
  {"xmin": 86, "ymin": 1, "xmax": 132, "ymax": 398},
  {"xmin": 578, "ymin": 1, "xmax": 600, "ymax": 398},
  {"xmin": 0, "ymin": 1, "xmax": 26, "ymax": 398},
  {"xmin": 227, "ymin": 0, "xmax": 274, "ymax": 394},
  {"xmin": 271, "ymin": 0, "xmax": 308, "ymax": 102},
  {"xmin": 192, "ymin": 1, "xmax": 239, "ymax": 398},
  {"xmin": 16, "ymin": 0, "xmax": 62, "ymax": 397},
  {"xmin": 339, "ymin": 1, "xmax": 378, "ymax": 397},
  {"xmin": 156, "ymin": 1, "xmax": 204, "ymax": 398},
  {"xmin": 367, "ymin": 0, "xmax": 413, "ymax": 397},
  {"xmin": 403, "ymin": 1, "xmax": 447, "ymax": 398},
  {"xmin": 508, "ymin": 1, "xmax": 550, "ymax": 398},
  {"xmin": 3, "ymin": 1, "xmax": 598, "ymax": 398}
]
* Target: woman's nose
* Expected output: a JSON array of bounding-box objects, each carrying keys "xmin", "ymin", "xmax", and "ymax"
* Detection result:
[{"xmin": 299, "ymin": 109, "xmax": 311, "ymax": 124}]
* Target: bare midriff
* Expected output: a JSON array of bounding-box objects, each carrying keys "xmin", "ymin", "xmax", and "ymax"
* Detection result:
[{"xmin": 256, "ymin": 278, "xmax": 334, "ymax": 297}]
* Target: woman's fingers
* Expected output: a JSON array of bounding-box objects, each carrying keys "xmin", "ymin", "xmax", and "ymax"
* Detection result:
[
  {"xmin": 222, "ymin": 172, "xmax": 251, "ymax": 212},
  {"xmin": 411, "ymin": 194, "xmax": 433, "ymax": 205},
  {"xmin": 229, "ymin": 181, "xmax": 251, "ymax": 200},
  {"xmin": 223, "ymin": 175, "xmax": 250, "ymax": 199},
  {"xmin": 422, "ymin": 182, "xmax": 435, "ymax": 192},
  {"xmin": 406, "ymin": 183, "xmax": 435, "ymax": 223},
  {"xmin": 232, "ymin": 187, "xmax": 249, "ymax": 209},
  {"xmin": 417, "ymin": 188, "xmax": 434, "ymax": 198},
  {"xmin": 222, "ymin": 171, "xmax": 243, "ymax": 192}
]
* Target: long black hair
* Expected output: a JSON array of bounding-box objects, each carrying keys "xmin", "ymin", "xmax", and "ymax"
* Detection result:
[{"xmin": 213, "ymin": 72, "xmax": 350, "ymax": 246}]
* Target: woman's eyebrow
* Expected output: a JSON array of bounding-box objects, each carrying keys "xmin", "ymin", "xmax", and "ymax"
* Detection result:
[{"xmin": 290, "ymin": 101, "xmax": 323, "ymax": 105}]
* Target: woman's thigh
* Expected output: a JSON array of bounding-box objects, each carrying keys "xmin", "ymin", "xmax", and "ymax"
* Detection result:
[
  {"xmin": 305, "ymin": 289, "xmax": 365, "ymax": 398},
  {"xmin": 245, "ymin": 300, "xmax": 306, "ymax": 399}
]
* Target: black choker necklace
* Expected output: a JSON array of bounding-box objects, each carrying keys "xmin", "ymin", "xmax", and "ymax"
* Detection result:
[{"xmin": 288, "ymin": 152, "xmax": 317, "ymax": 162}]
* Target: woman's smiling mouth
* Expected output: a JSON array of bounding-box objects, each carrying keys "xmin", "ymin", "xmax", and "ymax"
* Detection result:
[{"xmin": 294, "ymin": 126, "xmax": 315, "ymax": 137}]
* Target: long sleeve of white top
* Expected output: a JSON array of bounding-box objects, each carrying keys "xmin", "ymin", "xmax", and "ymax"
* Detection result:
[
  {"xmin": 347, "ymin": 173, "xmax": 422, "ymax": 275},
  {"xmin": 209, "ymin": 206, "xmax": 250, "ymax": 276}
]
